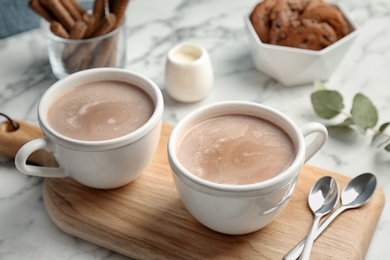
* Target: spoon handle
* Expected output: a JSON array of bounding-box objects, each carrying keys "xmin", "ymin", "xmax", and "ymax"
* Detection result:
[
  {"xmin": 284, "ymin": 206, "xmax": 347, "ymax": 260},
  {"xmin": 298, "ymin": 214, "xmax": 321, "ymax": 260}
]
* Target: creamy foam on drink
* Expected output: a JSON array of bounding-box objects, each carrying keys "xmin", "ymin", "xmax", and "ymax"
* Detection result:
[
  {"xmin": 47, "ymin": 80, "xmax": 154, "ymax": 141},
  {"xmin": 177, "ymin": 114, "xmax": 295, "ymax": 185}
]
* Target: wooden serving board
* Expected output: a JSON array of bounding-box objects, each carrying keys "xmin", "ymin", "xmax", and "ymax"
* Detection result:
[{"xmin": 43, "ymin": 124, "xmax": 385, "ymax": 260}]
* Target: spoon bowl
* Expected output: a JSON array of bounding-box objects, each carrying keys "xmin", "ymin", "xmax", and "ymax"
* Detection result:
[
  {"xmin": 308, "ymin": 176, "xmax": 340, "ymax": 213},
  {"xmin": 342, "ymin": 173, "xmax": 377, "ymax": 207}
]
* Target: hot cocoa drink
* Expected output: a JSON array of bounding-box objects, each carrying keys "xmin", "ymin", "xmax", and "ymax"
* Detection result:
[
  {"xmin": 177, "ymin": 114, "xmax": 295, "ymax": 185},
  {"xmin": 47, "ymin": 80, "xmax": 154, "ymax": 141}
]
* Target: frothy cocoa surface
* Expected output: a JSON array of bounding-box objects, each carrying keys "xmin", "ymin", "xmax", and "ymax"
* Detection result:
[
  {"xmin": 177, "ymin": 115, "xmax": 295, "ymax": 185},
  {"xmin": 47, "ymin": 81, "xmax": 154, "ymax": 141}
]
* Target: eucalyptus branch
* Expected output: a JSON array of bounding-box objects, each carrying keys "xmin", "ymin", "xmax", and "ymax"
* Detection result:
[{"xmin": 311, "ymin": 80, "xmax": 390, "ymax": 152}]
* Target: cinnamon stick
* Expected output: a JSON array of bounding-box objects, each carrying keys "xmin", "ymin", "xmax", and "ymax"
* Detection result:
[
  {"xmin": 109, "ymin": 0, "xmax": 129, "ymax": 28},
  {"xmin": 91, "ymin": 33, "xmax": 118, "ymax": 68},
  {"xmin": 50, "ymin": 21, "xmax": 69, "ymax": 38},
  {"xmin": 60, "ymin": 0, "xmax": 85, "ymax": 21},
  {"xmin": 40, "ymin": 0, "xmax": 75, "ymax": 32},
  {"xmin": 29, "ymin": 0, "xmax": 56, "ymax": 22},
  {"xmin": 83, "ymin": 13, "xmax": 99, "ymax": 38},
  {"xmin": 64, "ymin": 13, "xmax": 117, "ymax": 73},
  {"xmin": 85, "ymin": 13, "xmax": 117, "ymax": 67},
  {"xmin": 93, "ymin": 0, "xmax": 108, "ymax": 19},
  {"xmin": 60, "ymin": 20, "xmax": 87, "ymax": 67},
  {"xmin": 30, "ymin": 1, "xmax": 129, "ymax": 75},
  {"xmin": 89, "ymin": 12, "xmax": 116, "ymax": 38},
  {"xmin": 70, "ymin": 0, "xmax": 85, "ymax": 15},
  {"xmin": 69, "ymin": 20, "xmax": 88, "ymax": 39}
]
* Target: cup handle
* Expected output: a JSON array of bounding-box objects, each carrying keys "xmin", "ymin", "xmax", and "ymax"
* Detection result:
[
  {"xmin": 300, "ymin": 123, "xmax": 328, "ymax": 163},
  {"xmin": 15, "ymin": 138, "xmax": 68, "ymax": 178}
]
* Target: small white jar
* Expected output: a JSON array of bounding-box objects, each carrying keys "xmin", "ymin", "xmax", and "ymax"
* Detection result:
[{"xmin": 165, "ymin": 42, "xmax": 214, "ymax": 103}]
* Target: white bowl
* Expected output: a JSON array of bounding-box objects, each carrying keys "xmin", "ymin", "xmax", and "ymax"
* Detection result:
[{"xmin": 244, "ymin": 3, "xmax": 359, "ymax": 86}]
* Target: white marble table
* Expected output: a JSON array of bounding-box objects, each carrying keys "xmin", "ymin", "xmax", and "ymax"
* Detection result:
[{"xmin": 1, "ymin": 0, "xmax": 389, "ymax": 259}]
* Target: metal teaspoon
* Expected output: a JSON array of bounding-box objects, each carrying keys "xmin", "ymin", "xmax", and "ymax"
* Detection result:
[
  {"xmin": 299, "ymin": 176, "xmax": 340, "ymax": 260},
  {"xmin": 285, "ymin": 173, "xmax": 377, "ymax": 260}
]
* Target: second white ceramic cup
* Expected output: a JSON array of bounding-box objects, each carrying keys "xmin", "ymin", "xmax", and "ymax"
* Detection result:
[
  {"xmin": 15, "ymin": 68, "xmax": 164, "ymax": 189},
  {"xmin": 168, "ymin": 101, "xmax": 328, "ymax": 235}
]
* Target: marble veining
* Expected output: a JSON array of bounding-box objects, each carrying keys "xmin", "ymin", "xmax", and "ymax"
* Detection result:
[{"xmin": 1, "ymin": 0, "xmax": 390, "ymax": 259}]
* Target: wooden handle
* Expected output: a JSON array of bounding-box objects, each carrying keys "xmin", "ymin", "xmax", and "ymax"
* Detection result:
[{"xmin": 0, "ymin": 119, "xmax": 58, "ymax": 167}]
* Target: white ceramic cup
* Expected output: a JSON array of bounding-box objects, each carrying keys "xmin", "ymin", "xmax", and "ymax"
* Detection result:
[
  {"xmin": 165, "ymin": 42, "xmax": 214, "ymax": 103},
  {"xmin": 167, "ymin": 101, "xmax": 328, "ymax": 235},
  {"xmin": 15, "ymin": 68, "xmax": 164, "ymax": 189}
]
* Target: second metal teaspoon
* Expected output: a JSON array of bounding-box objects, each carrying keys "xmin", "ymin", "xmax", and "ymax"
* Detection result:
[{"xmin": 284, "ymin": 173, "xmax": 377, "ymax": 260}]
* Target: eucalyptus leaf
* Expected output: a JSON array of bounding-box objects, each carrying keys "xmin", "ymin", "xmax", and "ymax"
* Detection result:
[
  {"xmin": 385, "ymin": 143, "xmax": 390, "ymax": 152},
  {"xmin": 333, "ymin": 117, "xmax": 354, "ymax": 128},
  {"xmin": 379, "ymin": 122, "xmax": 390, "ymax": 132},
  {"xmin": 311, "ymin": 90, "xmax": 344, "ymax": 119},
  {"xmin": 351, "ymin": 93, "xmax": 378, "ymax": 134},
  {"xmin": 373, "ymin": 136, "xmax": 390, "ymax": 148},
  {"xmin": 372, "ymin": 122, "xmax": 390, "ymax": 147},
  {"xmin": 311, "ymin": 82, "xmax": 390, "ymax": 152},
  {"xmin": 373, "ymin": 122, "xmax": 390, "ymax": 139}
]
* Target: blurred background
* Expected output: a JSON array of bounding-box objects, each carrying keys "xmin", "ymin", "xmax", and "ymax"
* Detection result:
[{"xmin": 0, "ymin": 0, "xmax": 40, "ymax": 39}]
